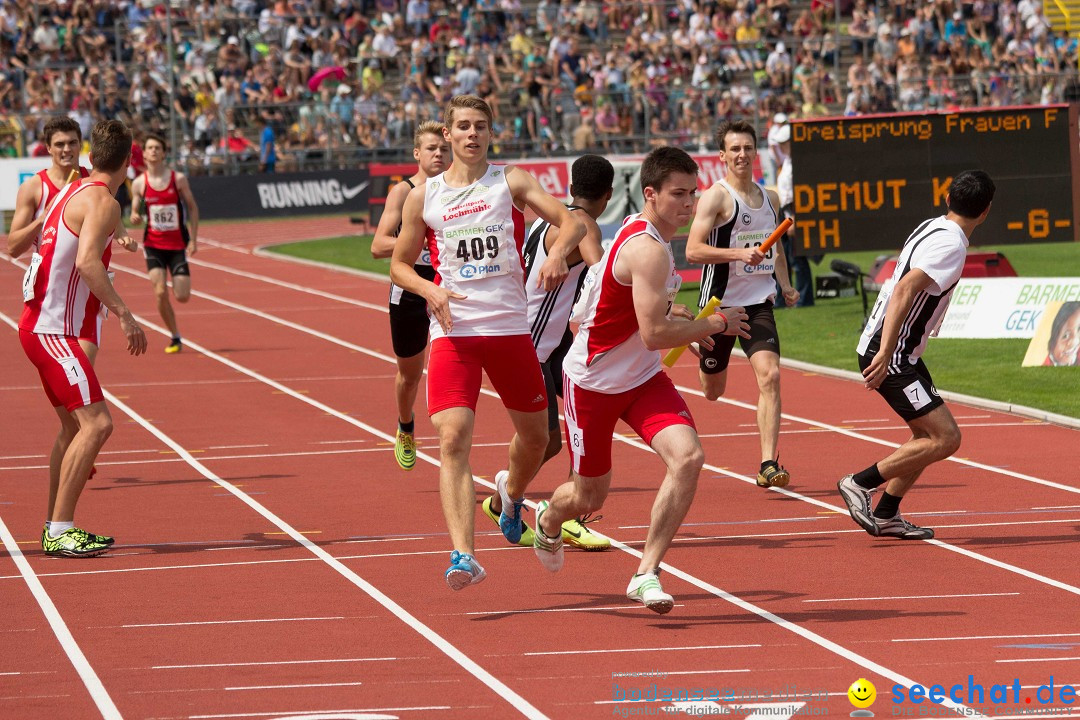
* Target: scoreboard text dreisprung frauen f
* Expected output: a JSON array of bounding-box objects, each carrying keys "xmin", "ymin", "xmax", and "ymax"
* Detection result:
[{"xmin": 789, "ymin": 105, "xmax": 1080, "ymax": 254}]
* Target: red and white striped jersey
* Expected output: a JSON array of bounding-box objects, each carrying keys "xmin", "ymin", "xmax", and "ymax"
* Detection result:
[
  {"xmin": 20, "ymin": 180, "xmax": 113, "ymax": 339},
  {"xmin": 32, "ymin": 167, "xmax": 90, "ymax": 250},
  {"xmin": 422, "ymin": 164, "xmax": 528, "ymax": 339},
  {"xmin": 563, "ymin": 214, "xmax": 681, "ymax": 393}
]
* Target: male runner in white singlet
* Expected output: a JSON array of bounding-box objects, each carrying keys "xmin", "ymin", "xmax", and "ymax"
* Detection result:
[
  {"xmin": 390, "ymin": 95, "xmax": 585, "ymax": 590},
  {"xmin": 687, "ymin": 119, "xmax": 799, "ymax": 489}
]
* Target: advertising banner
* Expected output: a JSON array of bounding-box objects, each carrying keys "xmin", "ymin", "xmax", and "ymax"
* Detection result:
[{"xmin": 936, "ymin": 277, "xmax": 1080, "ymax": 338}]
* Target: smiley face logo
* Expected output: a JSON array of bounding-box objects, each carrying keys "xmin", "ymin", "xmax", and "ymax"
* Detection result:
[{"xmin": 848, "ymin": 678, "xmax": 877, "ymax": 710}]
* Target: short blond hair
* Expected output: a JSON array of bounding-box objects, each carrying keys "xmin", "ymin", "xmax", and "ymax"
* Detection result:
[
  {"xmin": 443, "ymin": 95, "xmax": 493, "ymax": 127},
  {"xmin": 414, "ymin": 120, "xmax": 447, "ymax": 148}
]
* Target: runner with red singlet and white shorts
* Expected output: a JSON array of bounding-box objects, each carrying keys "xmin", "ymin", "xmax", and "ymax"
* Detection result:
[
  {"xmin": 530, "ymin": 147, "xmax": 750, "ymax": 614},
  {"xmin": 390, "ymin": 95, "xmax": 586, "ymax": 590},
  {"xmin": 18, "ymin": 119, "xmax": 148, "ymax": 558},
  {"xmin": 129, "ymin": 133, "xmax": 200, "ymax": 354}
]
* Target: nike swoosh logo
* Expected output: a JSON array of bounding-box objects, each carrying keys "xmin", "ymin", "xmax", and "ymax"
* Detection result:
[
  {"xmin": 342, "ymin": 181, "xmax": 369, "ymax": 200},
  {"xmin": 562, "ymin": 526, "xmax": 581, "ymax": 538}
]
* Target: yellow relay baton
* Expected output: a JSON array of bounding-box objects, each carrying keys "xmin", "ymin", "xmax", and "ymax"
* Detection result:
[{"xmin": 662, "ymin": 296, "xmax": 722, "ymax": 367}]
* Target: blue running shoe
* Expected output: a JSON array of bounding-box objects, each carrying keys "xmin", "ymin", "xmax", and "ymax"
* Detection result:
[
  {"xmin": 495, "ymin": 470, "xmax": 526, "ymax": 544},
  {"xmin": 445, "ymin": 550, "xmax": 486, "ymax": 591}
]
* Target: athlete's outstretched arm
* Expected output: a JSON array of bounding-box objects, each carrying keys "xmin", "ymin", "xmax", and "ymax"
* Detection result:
[
  {"xmin": 75, "ymin": 195, "xmax": 147, "ymax": 356},
  {"xmin": 176, "ymin": 173, "xmax": 200, "ymax": 255},
  {"xmin": 509, "ymin": 167, "xmax": 586, "ymax": 291},
  {"xmin": 6, "ymin": 177, "xmax": 44, "ymax": 258},
  {"xmin": 371, "ymin": 180, "xmax": 412, "ymax": 259},
  {"xmin": 391, "ymin": 185, "xmax": 464, "ymax": 334},
  {"xmin": 621, "ymin": 235, "xmax": 749, "ymax": 352},
  {"xmin": 128, "ymin": 175, "xmax": 146, "ymax": 225}
]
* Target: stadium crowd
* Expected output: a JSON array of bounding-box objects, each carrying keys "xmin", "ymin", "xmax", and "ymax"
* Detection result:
[{"xmin": 1, "ymin": 0, "xmax": 1077, "ymax": 170}]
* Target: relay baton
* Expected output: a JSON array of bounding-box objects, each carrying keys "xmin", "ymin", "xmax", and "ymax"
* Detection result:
[
  {"xmin": 662, "ymin": 296, "xmax": 722, "ymax": 367},
  {"xmin": 65, "ymin": 168, "xmax": 79, "ymax": 185},
  {"xmin": 758, "ymin": 217, "xmax": 793, "ymax": 255}
]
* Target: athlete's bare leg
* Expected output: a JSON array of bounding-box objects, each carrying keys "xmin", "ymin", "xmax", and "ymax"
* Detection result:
[
  {"xmin": 503, "ymin": 408, "xmax": 549, "ymax": 500},
  {"xmin": 172, "ymin": 274, "xmax": 191, "ymax": 304},
  {"xmin": 149, "ymin": 268, "xmax": 179, "ymax": 337},
  {"xmin": 637, "ymin": 424, "xmax": 704, "ymax": 573},
  {"xmin": 747, "ymin": 350, "xmax": 782, "ymax": 463},
  {"xmin": 51, "ymin": 402, "xmax": 113, "ymax": 523},
  {"xmin": 699, "ymin": 368, "xmax": 728, "ymax": 401},
  {"xmin": 395, "ymin": 350, "xmax": 426, "ymax": 426},
  {"xmin": 431, "ymin": 407, "xmax": 477, "ymax": 553},
  {"xmin": 537, "ymin": 471, "xmax": 612, "ymax": 537},
  {"xmin": 47, "ymin": 408, "xmax": 80, "ymax": 521},
  {"xmin": 876, "ymin": 405, "xmax": 961, "ymax": 496}
]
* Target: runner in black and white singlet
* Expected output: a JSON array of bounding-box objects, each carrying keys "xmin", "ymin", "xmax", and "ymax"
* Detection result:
[
  {"xmin": 686, "ymin": 120, "xmax": 799, "ymax": 490},
  {"xmin": 370, "ymin": 121, "xmax": 450, "ymax": 471},
  {"xmin": 838, "ymin": 171, "xmax": 995, "ymax": 542},
  {"xmin": 479, "ymin": 154, "xmax": 612, "ymax": 551},
  {"xmin": 390, "ymin": 95, "xmax": 586, "ymax": 590}
]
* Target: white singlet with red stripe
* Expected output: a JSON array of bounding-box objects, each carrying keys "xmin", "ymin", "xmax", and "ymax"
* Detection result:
[
  {"xmin": 33, "ymin": 167, "xmax": 90, "ymax": 249},
  {"xmin": 563, "ymin": 214, "xmax": 681, "ymax": 393},
  {"xmin": 423, "ymin": 163, "xmax": 527, "ymax": 339},
  {"xmin": 20, "ymin": 180, "xmax": 113, "ymax": 339}
]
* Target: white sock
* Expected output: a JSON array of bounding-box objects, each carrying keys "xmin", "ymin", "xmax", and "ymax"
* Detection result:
[{"xmin": 49, "ymin": 520, "xmax": 74, "ymax": 537}]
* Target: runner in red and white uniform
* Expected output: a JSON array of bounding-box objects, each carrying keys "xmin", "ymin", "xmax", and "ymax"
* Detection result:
[
  {"xmin": 7, "ymin": 116, "xmax": 138, "ymax": 361},
  {"xmin": 531, "ymin": 147, "xmax": 750, "ymax": 614},
  {"xmin": 390, "ymin": 95, "xmax": 586, "ymax": 590},
  {"xmin": 18, "ymin": 119, "xmax": 148, "ymax": 558},
  {"xmin": 370, "ymin": 121, "xmax": 450, "ymax": 472},
  {"xmin": 129, "ymin": 133, "xmax": 201, "ymax": 354}
]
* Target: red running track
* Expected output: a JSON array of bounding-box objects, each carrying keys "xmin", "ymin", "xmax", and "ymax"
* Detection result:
[{"xmin": 2, "ymin": 220, "xmax": 1080, "ymax": 720}]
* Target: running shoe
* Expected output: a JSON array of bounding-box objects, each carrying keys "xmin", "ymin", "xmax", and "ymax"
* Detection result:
[
  {"xmin": 874, "ymin": 513, "xmax": 935, "ymax": 540},
  {"xmin": 394, "ymin": 427, "xmax": 416, "ymax": 471},
  {"xmin": 626, "ymin": 570, "xmax": 674, "ymax": 614},
  {"xmin": 532, "ymin": 501, "xmax": 564, "ymax": 572},
  {"xmin": 837, "ymin": 474, "xmax": 880, "ymax": 536},
  {"xmin": 495, "ymin": 470, "xmax": 526, "ymax": 544},
  {"xmin": 43, "ymin": 523, "xmax": 114, "ymax": 547},
  {"xmin": 481, "ymin": 496, "xmax": 534, "ymax": 547},
  {"xmin": 444, "ymin": 550, "xmax": 486, "ymax": 590},
  {"xmin": 41, "ymin": 527, "xmax": 110, "ymax": 558},
  {"xmin": 561, "ymin": 514, "xmax": 610, "ymax": 551},
  {"xmin": 165, "ymin": 338, "xmax": 182, "ymax": 354},
  {"xmin": 757, "ymin": 459, "xmax": 790, "ymax": 488}
]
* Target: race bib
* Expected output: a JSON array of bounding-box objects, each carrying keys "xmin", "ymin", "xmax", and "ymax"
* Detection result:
[
  {"xmin": 443, "ymin": 228, "xmax": 509, "ymax": 282},
  {"xmin": 418, "ymin": 246, "xmax": 432, "ymax": 266},
  {"xmin": 22, "ymin": 252, "xmax": 43, "ymax": 302},
  {"xmin": 565, "ymin": 410, "xmax": 585, "ymax": 457},
  {"xmin": 734, "ymin": 230, "xmax": 776, "ymax": 277},
  {"xmin": 58, "ymin": 356, "xmax": 86, "ymax": 387},
  {"xmin": 150, "ymin": 203, "xmax": 179, "ymax": 231},
  {"xmin": 570, "ymin": 263, "xmax": 602, "ymax": 324}
]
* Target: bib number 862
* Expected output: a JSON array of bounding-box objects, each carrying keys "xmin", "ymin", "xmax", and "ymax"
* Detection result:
[{"xmin": 455, "ymin": 235, "xmax": 499, "ymax": 263}]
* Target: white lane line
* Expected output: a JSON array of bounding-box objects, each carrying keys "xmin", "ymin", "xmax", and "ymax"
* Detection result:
[
  {"xmin": 457, "ymin": 604, "xmax": 664, "ymax": 616},
  {"xmin": 663, "ymin": 669, "xmax": 751, "ymax": 676},
  {"xmin": 189, "ymin": 706, "xmax": 451, "ymax": 719},
  {"xmin": 524, "ymin": 644, "xmax": 760, "ymax": 656},
  {"xmin": 894, "ymin": 633, "xmax": 1080, "ymax": 643},
  {"xmin": 119, "ymin": 616, "xmax": 346, "ymax": 629},
  {"xmin": 153, "ymin": 657, "xmax": 404, "ymax": 670},
  {"xmin": 224, "ymin": 682, "xmax": 365, "ymax": 691},
  {"xmin": 1, "ymin": 447, "xmax": 392, "ymax": 471},
  {"xmin": 0, "ymin": 515, "xmax": 122, "ymax": 720},
  {"xmin": 189, "ymin": 257, "xmax": 388, "ymax": 313},
  {"xmin": 997, "ymin": 657, "xmax": 1080, "ymax": 664},
  {"xmin": 1033, "ymin": 505, "xmax": 1080, "ymax": 510},
  {"xmin": 670, "ymin": 380, "xmax": 1080, "ymax": 496},
  {"xmin": 0, "ymin": 309, "xmax": 544, "ymax": 720},
  {"xmin": 803, "ymin": 592, "xmax": 1019, "ymax": 603},
  {"xmin": 206, "ymin": 444, "xmax": 269, "ymax": 450}
]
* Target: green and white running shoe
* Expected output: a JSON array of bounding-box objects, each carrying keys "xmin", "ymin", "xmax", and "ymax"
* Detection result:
[
  {"xmin": 41, "ymin": 527, "xmax": 110, "ymax": 558},
  {"xmin": 394, "ymin": 427, "xmax": 416, "ymax": 471}
]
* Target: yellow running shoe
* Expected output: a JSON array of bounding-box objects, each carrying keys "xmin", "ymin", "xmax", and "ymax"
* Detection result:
[
  {"xmin": 756, "ymin": 459, "xmax": 790, "ymax": 488},
  {"xmin": 481, "ymin": 495, "xmax": 534, "ymax": 547},
  {"xmin": 394, "ymin": 428, "xmax": 416, "ymax": 471},
  {"xmin": 164, "ymin": 338, "xmax": 182, "ymax": 354},
  {"xmin": 561, "ymin": 514, "xmax": 610, "ymax": 550}
]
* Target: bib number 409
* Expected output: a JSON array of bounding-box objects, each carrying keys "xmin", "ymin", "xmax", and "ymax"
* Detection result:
[{"xmin": 455, "ymin": 235, "xmax": 499, "ymax": 263}]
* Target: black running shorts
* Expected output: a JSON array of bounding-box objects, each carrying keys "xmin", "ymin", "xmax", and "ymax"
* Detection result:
[
  {"xmin": 144, "ymin": 247, "xmax": 190, "ymax": 277},
  {"xmin": 858, "ymin": 353, "xmax": 944, "ymax": 422},
  {"xmin": 699, "ymin": 301, "xmax": 780, "ymax": 374},
  {"xmin": 388, "ymin": 265, "xmax": 435, "ymax": 359}
]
